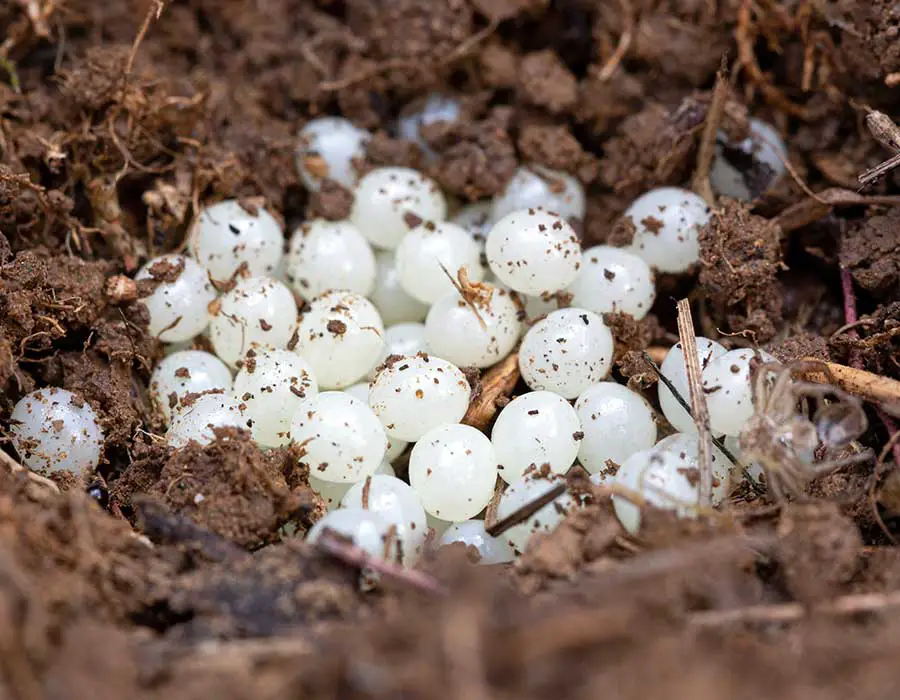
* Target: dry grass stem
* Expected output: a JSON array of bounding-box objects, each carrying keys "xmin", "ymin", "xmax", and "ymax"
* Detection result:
[
  {"xmin": 675, "ymin": 299, "xmax": 713, "ymax": 504},
  {"xmin": 462, "ymin": 352, "xmax": 520, "ymax": 432},
  {"xmin": 691, "ymin": 61, "xmax": 729, "ymax": 206}
]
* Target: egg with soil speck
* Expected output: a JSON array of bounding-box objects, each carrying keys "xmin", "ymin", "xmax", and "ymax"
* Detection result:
[
  {"xmin": 290, "ymin": 392, "xmax": 387, "ymax": 484},
  {"xmin": 136, "ymin": 254, "xmax": 216, "ymax": 343},
  {"xmin": 297, "ymin": 117, "xmax": 371, "ymax": 192},
  {"xmin": 409, "ymin": 424, "xmax": 497, "ymax": 521},
  {"xmin": 10, "ymin": 388, "xmax": 104, "ymax": 474},
  {"xmin": 190, "ymin": 200, "xmax": 283, "ymax": 282},
  {"xmin": 624, "ymin": 187, "xmax": 710, "ymax": 273},
  {"xmin": 369, "ymin": 354, "xmax": 470, "ymax": 442}
]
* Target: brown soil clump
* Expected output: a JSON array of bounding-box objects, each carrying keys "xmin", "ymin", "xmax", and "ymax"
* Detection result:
[
  {"xmin": 145, "ymin": 430, "xmax": 320, "ymax": 548},
  {"xmin": 840, "ymin": 208, "xmax": 900, "ymax": 299},
  {"xmin": 698, "ymin": 200, "xmax": 784, "ymax": 342}
]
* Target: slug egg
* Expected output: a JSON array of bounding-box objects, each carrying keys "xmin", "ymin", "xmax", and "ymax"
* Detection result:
[
  {"xmin": 397, "ymin": 93, "xmax": 461, "ymax": 150},
  {"xmin": 612, "ymin": 449, "xmax": 701, "ymax": 534},
  {"xmin": 136, "ymin": 254, "xmax": 216, "ymax": 343},
  {"xmin": 306, "ymin": 508, "xmax": 394, "ymax": 561},
  {"xmin": 658, "ymin": 337, "xmax": 727, "ymax": 434},
  {"xmin": 350, "ymin": 167, "xmax": 447, "ymax": 250},
  {"xmin": 294, "ymin": 291, "xmax": 385, "ymax": 390},
  {"xmin": 439, "ymin": 520, "xmax": 515, "ymax": 565},
  {"xmin": 518, "ymin": 308, "xmax": 613, "ymax": 399},
  {"xmin": 624, "ymin": 187, "xmax": 711, "ymax": 273},
  {"xmin": 653, "ymin": 433, "xmax": 732, "ymax": 505},
  {"xmin": 486, "ymin": 209, "xmax": 582, "ymax": 296},
  {"xmin": 208, "ymin": 277, "xmax": 298, "ymax": 368},
  {"xmin": 566, "ymin": 245, "xmax": 655, "ymax": 320},
  {"xmin": 285, "ymin": 218, "xmax": 376, "ymax": 300},
  {"xmin": 395, "ymin": 220, "xmax": 484, "ymax": 304},
  {"xmin": 496, "ymin": 473, "xmax": 577, "ymax": 556},
  {"xmin": 702, "ymin": 348, "xmax": 778, "ymax": 438},
  {"xmin": 310, "ymin": 460, "xmax": 395, "ymax": 511},
  {"xmin": 297, "ymin": 117, "xmax": 370, "ymax": 192},
  {"xmin": 190, "ymin": 200, "xmax": 283, "ymax": 281},
  {"xmin": 408, "ymin": 424, "xmax": 498, "ymax": 521},
  {"xmin": 290, "ymin": 392, "xmax": 387, "ymax": 483},
  {"xmin": 492, "ymin": 391, "xmax": 581, "ymax": 483},
  {"xmin": 166, "ymin": 392, "xmax": 246, "ymax": 448},
  {"xmin": 232, "ymin": 349, "xmax": 318, "ymax": 447},
  {"xmin": 342, "ymin": 474, "xmax": 428, "ymax": 565},
  {"xmin": 424, "ymin": 285, "xmax": 521, "ymax": 369},
  {"xmin": 369, "ymin": 353, "xmax": 471, "ymax": 442},
  {"xmin": 150, "ymin": 350, "xmax": 233, "ymax": 423},
  {"xmin": 491, "ymin": 165, "xmax": 586, "ymax": 221},
  {"xmin": 709, "ymin": 118, "xmax": 787, "ymax": 201},
  {"xmin": 574, "ymin": 382, "xmax": 657, "ymax": 475},
  {"xmin": 10, "ymin": 388, "xmax": 104, "ymax": 474},
  {"xmin": 370, "ymin": 250, "xmax": 430, "ymax": 326}
]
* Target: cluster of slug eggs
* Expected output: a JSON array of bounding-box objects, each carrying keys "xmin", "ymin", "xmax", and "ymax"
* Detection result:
[{"xmin": 7, "ymin": 97, "xmax": 790, "ymax": 565}]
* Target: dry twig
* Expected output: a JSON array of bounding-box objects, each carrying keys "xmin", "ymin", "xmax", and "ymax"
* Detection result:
[
  {"xmin": 485, "ymin": 482, "xmax": 567, "ymax": 537},
  {"xmin": 692, "ymin": 61, "xmax": 729, "ymax": 206},
  {"xmin": 0, "ymin": 450, "xmax": 60, "ymax": 494},
  {"xmin": 795, "ymin": 359, "xmax": 900, "ymax": 409},
  {"xmin": 316, "ymin": 528, "xmax": 447, "ymax": 595},
  {"xmin": 462, "ymin": 353, "xmax": 520, "ymax": 432},
  {"xmin": 675, "ymin": 300, "xmax": 713, "ymax": 504},
  {"xmin": 859, "ymin": 110, "xmax": 900, "ymax": 188},
  {"xmin": 690, "ymin": 589, "xmax": 900, "ymax": 627},
  {"xmin": 773, "ymin": 188, "xmax": 900, "ymax": 233}
]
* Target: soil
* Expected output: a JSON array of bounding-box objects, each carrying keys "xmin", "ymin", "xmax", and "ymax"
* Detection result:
[{"xmin": 2, "ymin": 1, "xmax": 900, "ymax": 698}]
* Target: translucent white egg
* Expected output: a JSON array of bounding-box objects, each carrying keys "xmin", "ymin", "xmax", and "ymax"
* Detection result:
[
  {"xmin": 294, "ymin": 291, "xmax": 385, "ymax": 389},
  {"xmin": 658, "ymin": 337, "xmax": 727, "ymax": 434},
  {"xmin": 372, "ymin": 323, "xmax": 428, "ymax": 375},
  {"xmin": 369, "ymin": 250, "xmax": 431, "ymax": 326},
  {"xmin": 296, "ymin": 117, "xmax": 370, "ymax": 192},
  {"xmin": 492, "ymin": 391, "xmax": 581, "ymax": 483},
  {"xmin": 486, "ymin": 209, "xmax": 582, "ymax": 296},
  {"xmin": 439, "ymin": 520, "xmax": 514, "ymax": 564},
  {"xmin": 709, "ymin": 118, "xmax": 787, "ymax": 201},
  {"xmin": 208, "ymin": 277, "xmax": 298, "ymax": 368},
  {"xmin": 150, "ymin": 350, "xmax": 233, "ymax": 423},
  {"xmin": 310, "ymin": 460, "xmax": 395, "ymax": 511},
  {"xmin": 343, "ymin": 383, "xmax": 409, "ymax": 461},
  {"xmin": 350, "ymin": 167, "xmax": 448, "ymax": 250},
  {"xmin": 566, "ymin": 245, "xmax": 656, "ymax": 320},
  {"xmin": 232, "ymin": 349, "xmax": 317, "ymax": 447},
  {"xmin": 624, "ymin": 187, "xmax": 711, "ymax": 273},
  {"xmin": 342, "ymin": 474, "xmax": 428, "ymax": 564},
  {"xmin": 166, "ymin": 392, "xmax": 246, "ymax": 448},
  {"xmin": 491, "ymin": 165, "xmax": 586, "ymax": 221},
  {"xmin": 285, "ymin": 219, "xmax": 376, "ymax": 300},
  {"xmin": 369, "ymin": 354, "xmax": 471, "ymax": 442},
  {"xmin": 427, "ymin": 512, "xmax": 453, "ymax": 538},
  {"xmin": 397, "ymin": 93, "xmax": 461, "ymax": 149},
  {"xmin": 136, "ymin": 254, "xmax": 216, "ymax": 343},
  {"xmin": 521, "ymin": 292, "xmax": 561, "ymax": 321},
  {"xmin": 519, "ymin": 308, "xmax": 614, "ymax": 399},
  {"xmin": 395, "ymin": 220, "xmax": 484, "ymax": 304},
  {"xmin": 451, "ymin": 201, "xmax": 493, "ymax": 254},
  {"xmin": 190, "ymin": 200, "xmax": 283, "ymax": 282},
  {"xmin": 613, "ymin": 449, "xmax": 700, "ymax": 534},
  {"xmin": 653, "ymin": 433, "xmax": 732, "ymax": 505},
  {"xmin": 424, "ymin": 286, "xmax": 521, "ymax": 369},
  {"xmin": 290, "ymin": 391, "xmax": 387, "ymax": 483},
  {"xmin": 703, "ymin": 348, "xmax": 778, "ymax": 437},
  {"xmin": 306, "ymin": 507, "xmax": 394, "ymax": 561},
  {"xmin": 10, "ymin": 388, "xmax": 104, "ymax": 474},
  {"xmin": 496, "ymin": 474, "xmax": 577, "ymax": 556},
  {"xmin": 574, "ymin": 382, "xmax": 657, "ymax": 474},
  {"xmin": 408, "ymin": 424, "xmax": 498, "ymax": 521}
]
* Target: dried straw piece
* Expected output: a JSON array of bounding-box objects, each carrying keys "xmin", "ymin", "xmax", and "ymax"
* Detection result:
[{"xmin": 675, "ymin": 299, "xmax": 713, "ymax": 504}]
